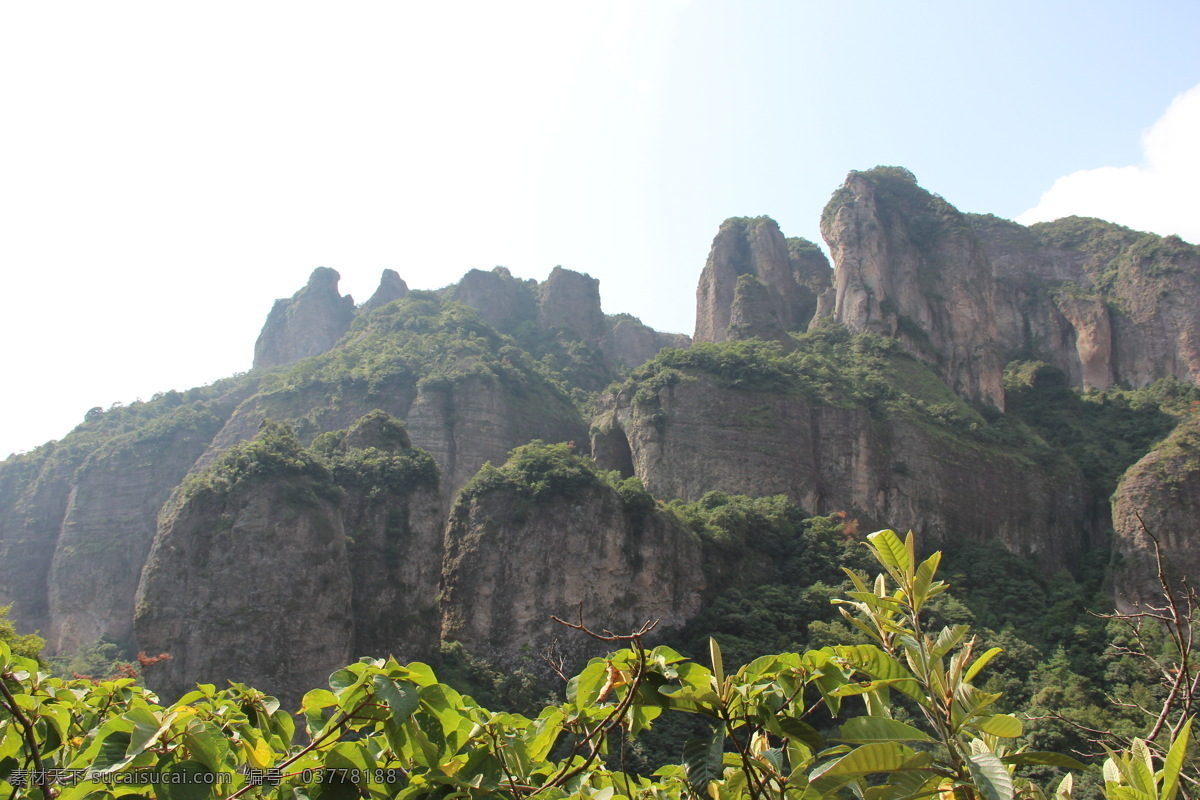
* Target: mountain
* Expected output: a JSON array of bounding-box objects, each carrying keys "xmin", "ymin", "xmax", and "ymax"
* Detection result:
[{"xmin": 2, "ymin": 166, "xmax": 1199, "ymax": 703}]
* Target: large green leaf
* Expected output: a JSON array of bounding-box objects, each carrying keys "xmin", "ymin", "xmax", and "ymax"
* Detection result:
[
  {"xmin": 682, "ymin": 728, "xmax": 724, "ymax": 792},
  {"xmin": 975, "ymin": 714, "xmax": 1023, "ymax": 738},
  {"xmin": 89, "ymin": 730, "xmax": 134, "ymax": 773},
  {"xmin": 528, "ymin": 708, "xmax": 564, "ymax": 762},
  {"xmin": 868, "ymin": 529, "xmax": 912, "ymax": 577},
  {"xmin": 1000, "ymin": 751, "xmax": 1087, "ymax": 770},
  {"xmin": 154, "ymin": 761, "xmax": 216, "ymax": 800},
  {"xmin": 773, "ymin": 716, "xmax": 826, "ymax": 751},
  {"xmin": 967, "ymin": 752, "xmax": 1014, "ymax": 800},
  {"xmin": 837, "ymin": 717, "xmax": 934, "ymax": 744},
  {"xmin": 124, "ymin": 706, "xmax": 171, "ymax": 762},
  {"xmin": 912, "ymin": 552, "xmax": 943, "ymax": 610},
  {"xmin": 1160, "ymin": 716, "xmax": 1193, "ymax": 800},
  {"xmin": 810, "ymin": 742, "xmax": 916, "ymax": 780},
  {"xmin": 180, "ymin": 724, "xmax": 229, "ymax": 773},
  {"xmin": 964, "ymin": 648, "xmax": 1003, "ymax": 684},
  {"xmin": 834, "ymin": 645, "xmax": 925, "ymax": 705},
  {"xmin": 709, "ymin": 637, "xmax": 725, "ymax": 687},
  {"xmin": 371, "ymin": 675, "xmax": 419, "ymax": 721}
]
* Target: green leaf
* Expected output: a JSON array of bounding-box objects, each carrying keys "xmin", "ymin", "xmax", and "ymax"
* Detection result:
[
  {"xmin": 155, "ymin": 761, "xmax": 216, "ymax": 800},
  {"xmin": 371, "ymin": 675, "xmax": 419, "ymax": 720},
  {"xmin": 301, "ymin": 688, "xmax": 339, "ymax": 710},
  {"xmin": 1055, "ymin": 772, "xmax": 1074, "ymax": 800},
  {"xmin": 968, "ymin": 752, "xmax": 1014, "ymax": 800},
  {"xmin": 709, "ymin": 637, "xmax": 724, "ymax": 687},
  {"xmin": 931, "ymin": 626, "xmax": 969, "ymax": 661},
  {"xmin": 90, "ymin": 730, "xmax": 134, "ymax": 773},
  {"xmin": 837, "ymin": 717, "xmax": 934, "ymax": 744},
  {"xmin": 912, "ymin": 551, "xmax": 942, "ymax": 609},
  {"xmin": 975, "ymin": 714, "xmax": 1023, "ymax": 738},
  {"xmin": 868, "ymin": 529, "xmax": 911, "ymax": 577},
  {"xmin": 964, "ymin": 647, "xmax": 1004, "ymax": 684},
  {"xmin": 1127, "ymin": 739, "xmax": 1156, "ymax": 796},
  {"xmin": 124, "ymin": 706, "xmax": 170, "ymax": 761},
  {"xmin": 810, "ymin": 742, "xmax": 915, "ymax": 779},
  {"xmin": 1000, "ymin": 752, "xmax": 1087, "ymax": 770},
  {"xmin": 775, "ymin": 717, "xmax": 826, "ymax": 751},
  {"xmin": 1160, "ymin": 716, "xmax": 1193, "ymax": 800},
  {"xmin": 953, "ymin": 684, "xmax": 1002, "ymax": 727},
  {"xmin": 181, "ymin": 725, "xmax": 229, "ymax": 773},
  {"xmin": 834, "ymin": 645, "xmax": 925, "ymax": 705},
  {"xmin": 528, "ymin": 708, "xmax": 564, "ymax": 762},
  {"xmin": 682, "ymin": 728, "xmax": 724, "ymax": 792},
  {"xmin": 759, "ymin": 747, "xmax": 784, "ymax": 773}
]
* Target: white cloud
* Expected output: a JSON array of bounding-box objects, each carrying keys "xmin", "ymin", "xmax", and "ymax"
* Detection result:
[{"xmin": 1018, "ymin": 84, "xmax": 1200, "ymax": 244}]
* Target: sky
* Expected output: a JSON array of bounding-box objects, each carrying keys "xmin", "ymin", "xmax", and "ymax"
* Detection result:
[{"xmin": 2, "ymin": 1, "xmax": 1199, "ymax": 458}]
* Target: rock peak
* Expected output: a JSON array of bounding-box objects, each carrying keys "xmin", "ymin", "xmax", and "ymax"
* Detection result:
[
  {"xmin": 695, "ymin": 217, "xmax": 831, "ymax": 343},
  {"xmin": 821, "ymin": 168, "xmax": 1005, "ymax": 408},
  {"xmin": 252, "ymin": 268, "xmax": 355, "ymax": 369},
  {"xmin": 538, "ymin": 266, "xmax": 605, "ymax": 344},
  {"xmin": 360, "ymin": 269, "xmax": 409, "ymax": 313}
]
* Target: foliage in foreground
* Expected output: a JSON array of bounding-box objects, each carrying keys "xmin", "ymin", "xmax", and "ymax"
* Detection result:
[{"xmin": 1, "ymin": 531, "xmax": 1193, "ymax": 800}]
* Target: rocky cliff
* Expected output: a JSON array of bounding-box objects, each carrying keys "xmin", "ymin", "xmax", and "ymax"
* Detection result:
[
  {"xmin": 360, "ymin": 268, "xmax": 409, "ymax": 314},
  {"xmin": 592, "ymin": 336, "xmax": 1094, "ymax": 572},
  {"xmin": 253, "ymin": 267, "xmax": 356, "ymax": 369},
  {"xmin": 45, "ymin": 406, "xmax": 230, "ymax": 655},
  {"xmin": 694, "ymin": 217, "xmax": 830, "ymax": 343},
  {"xmin": 821, "ymin": 167, "xmax": 1006, "ymax": 408},
  {"xmin": 134, "ymin": 415, "xmax": 441, "ymax": 706},
  {"xmin": 971, "ymin": 214, "xmax": 1200, "ymax": 391},
  {"xmin": 1111, "ymin": 416, "xmax": 1200, "ymax": 608},
  {"xmin": 203, "ymin": 293, "xmax": 589, "ymax": 501},
  {"xmin": 538, "ymin": 266, "xmax": 606, "ymax": 345},
  {"xmin": 0, "ymin": 380, "xmax": 257, "ymax": 646},
  {"xmin": 443, "ymin": 267, "xmax": 538, "ymax": 334},
  {"xmin": 440, "ymin": 445, "xmax": 705, "ymax": 670},
  {"xmin": 601, "ymin": 315, "xmax": 691, "ymax": 369}
]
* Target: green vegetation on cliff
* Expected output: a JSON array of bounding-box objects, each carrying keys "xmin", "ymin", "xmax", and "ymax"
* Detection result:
[
  {"xmin": 178, "ymin": 414, "xmax": 438, "ymax": 505},
  {"xmin": 622, "ymin": 327, "xmax": 1053, "ymax": 462},
  {"xmin": 1027, "ymin": 216, "xmax": 1199, "ymax": 308},
  {"xmin": 250, "ymin": 292, "xmax": 586, "ymax": 440},
  {"xmin": 1004, "ymin": 361, "xmax": 1198, "ymax": 495}
]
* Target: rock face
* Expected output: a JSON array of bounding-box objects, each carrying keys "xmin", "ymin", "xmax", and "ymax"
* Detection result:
[
  {"xmin": 440, "ymin": 483, "xmax": 705, "ymax": 668},
  {"xmin": 135, "ymin": 475, "xmax": 355, "ymax": 706},
  {"xmin": 601, "ymin": 315, "xmax": 691, "ymax": 369},
  {"xmin": 0, "ymin": 447, "xmax": 90, "ymax": 639},
  {"xmin": 45, "ymin": 407, "xmax": 229, "ymax": 655},
  {"xmin": 443, "ymin": 267, "xmax": 538, "ymax": 333},
  {"xmin": 135, "ymin": 415, "xmax": 442, "ymax": 706},
  {"xmin": 695, "ymin": 217, "xmax": 830, "ymax": 343},
  {"xmin": 821, "ymin": 168, "xmax": 1005, "ymax": 407},
  {"xmin": 727, "ymin": 275, "xmax": 797, "ymax": 351},
  {"xmin": 538, "ymin": 266, "xmax": 606, "ymax": 345},
  {"xmin": 253, "ymin": 267, "xmax": 355, "ymax": 369},
  {"xmin": 1111, "ymin": 417, "xmax": 1200, "ymax": 608},
  {"xmin": 972, "ymin": 214, "xmax": 1200, "ymax": 391},
  {"xmin": 360, "ymin": 268, "xmax": 409, "ymax": 314},
  {"xmin": 197, "ymin": 372, "xmax": 586, "ymax": 505},
  {"xmin": 0, "ymin": 383, "xmax": 256, "ymax": 648},
  {"xmin": 593, "ymin": 374, "xmax": 1093, "ymax": 571}
]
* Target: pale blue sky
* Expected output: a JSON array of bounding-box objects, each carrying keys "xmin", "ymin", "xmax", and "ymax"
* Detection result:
[{"xmin": 2, "ymin": 1, "xmax": 1198, "ymax": 457}]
